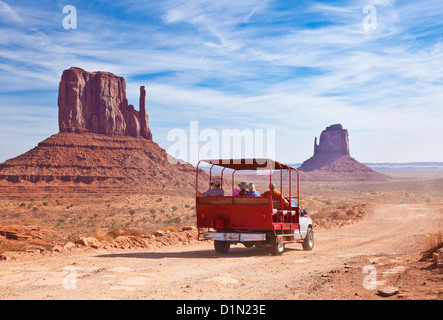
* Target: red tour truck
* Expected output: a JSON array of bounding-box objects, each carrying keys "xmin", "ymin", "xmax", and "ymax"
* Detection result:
[{"xmin": 195, "ymin": 158, "xmax": 314, "ymax": 255}]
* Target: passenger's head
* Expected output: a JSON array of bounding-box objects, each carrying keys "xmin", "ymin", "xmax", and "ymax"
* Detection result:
[
  {"xmin": 269, "ymin": 183, "xmax": 276, "ymax": 190},
  {"xmin": 213, "ymin": 181, "xmax": 221, "ymax": 188},
  {"xmin": 238, "ymin": 182, "xmax": 248, "ymax": 190},
  {"xmin": 248, "ymin": 183, "xmax": 256, "ymax": 191}
]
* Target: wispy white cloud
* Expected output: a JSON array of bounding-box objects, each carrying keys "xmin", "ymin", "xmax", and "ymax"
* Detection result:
[{"xmin": 0, "ymin": 0, "xmax": 24, "ymax": 23}]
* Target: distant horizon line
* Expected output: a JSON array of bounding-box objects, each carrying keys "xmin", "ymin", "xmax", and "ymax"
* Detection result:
[{"xmin": 198, "ymin": 161, "xmax": 443, "ymax": 169}]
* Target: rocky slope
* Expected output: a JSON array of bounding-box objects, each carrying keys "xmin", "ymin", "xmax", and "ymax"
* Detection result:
[{"xmin": 0, "ymin": 132, "xmax": 199, "ymax": 190}]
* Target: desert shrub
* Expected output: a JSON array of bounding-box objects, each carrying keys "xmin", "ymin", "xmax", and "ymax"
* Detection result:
[
  {"xmin": 346, "ymin": 209, "xmax": 355, "ymax": 216},
  {"xmin": 164, "ymin": 216, "xmax": 183, "ymax": 226}
]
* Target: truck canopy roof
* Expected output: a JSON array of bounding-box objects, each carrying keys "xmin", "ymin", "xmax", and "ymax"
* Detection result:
[{"xmin": 199, "ymin": 158, "xmax": 297, "ymax": 171}]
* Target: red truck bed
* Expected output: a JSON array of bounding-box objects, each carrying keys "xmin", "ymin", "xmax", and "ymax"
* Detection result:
[{"xmin": 196, "ymin": 196, "xmax": 300, "ymax": 231}]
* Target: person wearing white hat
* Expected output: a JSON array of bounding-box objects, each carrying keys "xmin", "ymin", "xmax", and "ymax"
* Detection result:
[{"xmin": 245, "ymin": 183, "xmax": 261, "ymax": 197}]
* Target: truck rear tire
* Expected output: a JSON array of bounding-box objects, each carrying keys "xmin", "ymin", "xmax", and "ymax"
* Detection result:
[
  {"xmin": 270, "ymin": 235, "xmax": 285, "ymax": 256},
  {"xmin": 302, "ymin": 227, "xmax": 314, "ymax": 251},
  {"xmin": 214, "ymin": 240, "xmax": 230, "ymax": 253}
]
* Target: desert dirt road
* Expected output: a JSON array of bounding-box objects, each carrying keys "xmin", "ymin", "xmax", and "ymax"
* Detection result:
[{"xmin": 0, "ymin": 203, "xmax": 441, "ymax": 300}]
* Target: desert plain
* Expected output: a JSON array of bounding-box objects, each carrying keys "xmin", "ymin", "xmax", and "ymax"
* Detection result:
[{"xmin": 0, "ymin": 169, "xmax": 442, "ymax": 300}]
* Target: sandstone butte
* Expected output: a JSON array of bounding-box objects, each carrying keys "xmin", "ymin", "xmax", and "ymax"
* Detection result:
[
  {"xmin": 0, "ymin": 67, "xmax": 208, "ymax": 198},
  {"xmin": 58, "ymin": 67, "xmax": 152, "ymax": 139},
  {"xmin": 298, "ymin": 124, "xmax": 388, "ymax": 181}
]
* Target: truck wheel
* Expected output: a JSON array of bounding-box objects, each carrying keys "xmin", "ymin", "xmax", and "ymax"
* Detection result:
[
  {"xmin": 270, "ymin": 235, "xmax": 285, "ymax": 256},
  {"xmin": 214, "ymin": 240, "xmax": 230, "ymax": 253},
  {"xmin": 302, "ymin": 227, "xmax": 314, "ymax": 251}
]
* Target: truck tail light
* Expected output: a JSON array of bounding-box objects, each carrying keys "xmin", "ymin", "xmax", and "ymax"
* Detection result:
[
  {"xmin": 200, "ymin": 213, "xmax": 205, "ymax": 219},
  {"xmin": 261, "ymin": 213, "xmax": 267, "ymax": 220}
]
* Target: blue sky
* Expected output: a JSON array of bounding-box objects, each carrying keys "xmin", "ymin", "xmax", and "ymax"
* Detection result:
[{"xmin": 0, "ymin": 0, "xmax": 442, "ymax": 164}]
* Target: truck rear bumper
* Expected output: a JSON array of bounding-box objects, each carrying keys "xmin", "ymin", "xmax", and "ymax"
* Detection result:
[{"xmin": 203, "ymin": 231, "xmax": 266, "ymax": 242}]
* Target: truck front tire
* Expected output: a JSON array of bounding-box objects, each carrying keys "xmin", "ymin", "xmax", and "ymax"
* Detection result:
[{"xmin": 302, "ymin": 227, "xmax": 314, "ymax": 251}]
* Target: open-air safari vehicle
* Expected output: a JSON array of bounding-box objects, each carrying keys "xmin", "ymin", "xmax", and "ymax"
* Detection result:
[{"xmin": 195, "ymin": 158, "xmax": 314, "ymax": 255}]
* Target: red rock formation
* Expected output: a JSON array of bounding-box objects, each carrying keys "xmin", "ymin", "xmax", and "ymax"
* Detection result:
[
  {"xmin": 139, "ymin": 86, "xmax": 152, "ymax": 140},
  {"xmin": 0, "ymin": 67, "xmax": 207, "ymax": 197},
  {"xmin": 314, "ymin": 124, "xmax": 349, "ymax": 156},
  {"xmin": 298, "ymin": 124, "xmax": 388, "ymax": 181},
  {"xmin": 58, "ymin": 67, "xmax": 152, "ymax": 139}
]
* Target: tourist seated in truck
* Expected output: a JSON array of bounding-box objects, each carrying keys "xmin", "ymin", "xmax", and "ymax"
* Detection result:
[
  {"xmin": 196, "ymin": 181, "xmax": 224, "ymax": 197},
  {"xmin": 263, "ymin": 183, "xmax": 289, "ymax": 205},
  {"xmin": 235, "ymin": 181, "xmax": 248, "ymax": 197},
  {"xmin": 262, "ymin": 183, "xmax": 282, "ymax": 197},
  {"xmin": 245, "ymin": 183, "xmax": 261, "ymax": 197}
]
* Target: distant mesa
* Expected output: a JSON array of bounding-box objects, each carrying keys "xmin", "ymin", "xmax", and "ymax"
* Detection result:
[
  {"xmin": 298, "ymin": 124, "xmax": 388, "ymax": 181},
  {"xmin": 0, "ymin": 67, "xmax": 206, "ymax": 197}
]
